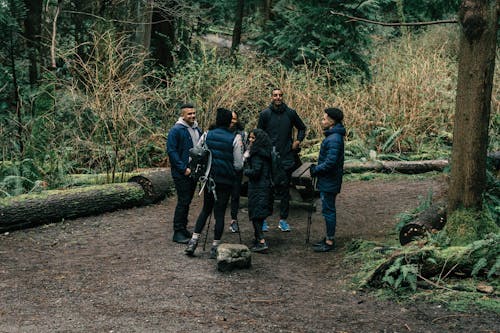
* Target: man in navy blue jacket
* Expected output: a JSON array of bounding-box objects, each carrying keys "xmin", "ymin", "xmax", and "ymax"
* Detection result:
[
  {"xmin": 310, "ymin": 107, "xmax": 346, "ymax": 252},
  {"xmin": 167, "ymin": 103, "xmax": 202, "ymax": 244}
]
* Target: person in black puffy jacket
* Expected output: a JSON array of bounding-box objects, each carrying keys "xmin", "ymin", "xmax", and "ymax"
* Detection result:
[
  {"xmin": 309, "ymin": 107, "xmax": 346, "ymax": 252},
  {"xmin": 244, "ymin": 128, "xmax": 273, "ymax": 252}
]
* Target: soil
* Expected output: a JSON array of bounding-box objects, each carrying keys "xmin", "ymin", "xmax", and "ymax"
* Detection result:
[{"xmin": 1, "ymin": 176, "xmax": 498, "ymax": 333}]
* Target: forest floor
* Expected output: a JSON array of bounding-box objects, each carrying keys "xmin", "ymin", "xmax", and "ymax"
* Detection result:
[{"xmin": 0, "ymin": 175, "xmax": 498, "ymax": 332}]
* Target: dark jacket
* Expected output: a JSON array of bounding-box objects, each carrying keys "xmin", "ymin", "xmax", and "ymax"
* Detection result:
[
  {"xmin": 310, "ymin": 123, "xmax": 346, "ymax": 193},
  {"xmin": 244, "ymin": 148, "xmax": 273, "ymax": 220},
  {"xmin": 167, "ymin": 121, "xmax": 202, "ymax": 179},
  {"xmin": 257, "ymin": 103, "xmax": 306, "ymax": 171},
  {"xmin": 206, "ymin": 128, "xmax": 236, "ymax": 185}
]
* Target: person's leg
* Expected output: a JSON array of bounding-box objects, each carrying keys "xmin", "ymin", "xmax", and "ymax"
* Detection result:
[
  {"xmin": 213, "ymin": 183, "xmax": 232, "ymax": 241},
  {"xmin": 314, "ymin": 192, "xmax": 337, "ymax": 252},
  {"xmin": 193, "ymin": 188, "xmax": 215, "ymax": 234},
  {"xmin": 230, "ymin": 171, "xmax": 242, "ymax": 220},
  {"xmin": 251, "ymin": 218, "xmax": 268, "ymax": 252},
  {"xmin": 277, "ymin": 172, "xmax": 291, "ymax": 231},
  {"xmin": 172, "ymin": 176, "xmax": 196, "ymax": 243}
]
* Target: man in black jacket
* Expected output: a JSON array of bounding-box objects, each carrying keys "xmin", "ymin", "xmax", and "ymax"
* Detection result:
[{"xmin": 257, "ymin": 88, "xmax": 306, "ymax": 232}]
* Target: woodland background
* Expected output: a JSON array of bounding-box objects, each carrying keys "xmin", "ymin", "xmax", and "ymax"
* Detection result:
[{"xmin": 0, "ymin": 0, "xmax": 498, "ymax": 196}]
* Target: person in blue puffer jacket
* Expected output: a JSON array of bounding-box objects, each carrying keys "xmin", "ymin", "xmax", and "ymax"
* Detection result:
[
  {"xmin": 309, "ymin": 107, "xmax": 346, "ymax": 252},
  {"xmin": 184, "ymin": 108, "xmax": 244, "ymax": 259}
]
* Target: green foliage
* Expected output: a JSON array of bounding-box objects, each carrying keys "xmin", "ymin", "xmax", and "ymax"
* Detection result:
[
  {"xmin": 253, "ymin": 1, "xmax": 372, "ymax": 80},
  {"xmin": 0, "ymin": 159, "xmax": 43, "ymax": 197},
  {"xmin": 395, "ymin": 190, "xmax": 434, "ymax": 232},
  {"xmin": 444, "ymin": 209, "xmax": 499, "ymax": 246},
  {"xmin": 381, "ymin": 257, "xmax": 419, "ymax": 291}
]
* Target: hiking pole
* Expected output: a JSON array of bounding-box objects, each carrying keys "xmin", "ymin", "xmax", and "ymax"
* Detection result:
[{"xmin": 203, "ymin": 212, "xmax": 212, "ymax": 251}]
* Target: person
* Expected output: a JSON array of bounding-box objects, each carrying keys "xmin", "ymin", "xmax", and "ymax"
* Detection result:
[
  {"xmin": 257, "ymin": 87, "xmax": 306, "ymax": 232},
  {"xmin": 167, "ymin": 103, "xmax": 202, "ymax": 244},
  {"xmin": 309, "ymin": 107, "xmax": 346, "ymax": 252},
  {"xmin": 185, "ymin": 108, "xmax": 244, "ymax": 258},
  {"xmin": 243, "ymin": 128, "xmax": 273, "ymax": 252},
  {"xmin": 228, "ymin": 110, "xmax": 247, "ymax": 233}
]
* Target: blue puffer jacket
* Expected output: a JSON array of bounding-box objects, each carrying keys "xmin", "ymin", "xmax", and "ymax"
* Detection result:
[
  {"xmin": 206, "ymin": 128, "xmax": 236, "ymax": 185},
  {"xmin": 167, "ymin": 122, "xmax": 202, "ymax": 179},
  {"xmin": 310, "ymin": 123, "xmax": 346, "ymax": 193}
]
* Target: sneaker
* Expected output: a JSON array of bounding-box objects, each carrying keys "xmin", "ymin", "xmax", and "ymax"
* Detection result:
[
  {"xmin": 209, "ymin": 245, "xmax": 218, "ymax": 259},
  {"xmin": 262, "ymin": 220, "xmax": 269, "ymax": 232},
  {"xmin": 184, "ymin": 238, "xmax": 198, "ymax": 256},
  {"xmin": 278, "ymin": 220, "xmax": 291, "ymax": 232},
  {"xmin": 313, "ymin": 238, "xmax": 326, "ymax": 247},
  {"xmin": 251, "ymin": 241, "xmax": 269, "ymax": 253},
  {"xmin": 313, "ymin": 241, "xmax": 335, "ymax": 252},
  {"xmin": 229, "ymin": 220, "xmax": 239, "ymax": 233}
]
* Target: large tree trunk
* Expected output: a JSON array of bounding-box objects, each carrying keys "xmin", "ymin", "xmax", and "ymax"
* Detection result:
[
  {"xmin": 24, "ymin": 0, "xmax": 42, "ymax": 85},
  {"xmin": 447, "ymin": 0, "xmax": 498, "ymax": 213},
  {"xmin": 0, "ymin": 169, "xmax": 173, "ymax": 232},
  {"xmin": 231, "ymin": 0, "xmax": 245, "ymax": 52},
  {"xmin": 151, "ymin": 6, "xmax": 175, "ymax": 69}
]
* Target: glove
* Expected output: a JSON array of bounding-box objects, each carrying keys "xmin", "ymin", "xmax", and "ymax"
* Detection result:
[{"xmin": 309, "ymin": 163, "xmax": 317, "ymax": 176}]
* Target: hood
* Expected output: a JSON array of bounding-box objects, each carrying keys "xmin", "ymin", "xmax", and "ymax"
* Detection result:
[
  {"xmin": 324, "ymin": 123, "xmax": 346, "ymax": 137},
  {"xmin": 176, "ymin": 117, "xmax": 199, "ymax": 129}
]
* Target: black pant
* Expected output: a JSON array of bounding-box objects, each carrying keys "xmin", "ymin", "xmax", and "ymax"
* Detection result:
[
  {"xmin": 172, "ymin": 176, "xmax": 196, "ymax": 232},
  {"xmin": 230, "ymin": 171, "xmax": 243, "ymax": 220},
  {"xmin": 252, "ymin": 218, "xmax": 265, "ymax": 242},
  {"xmin": 274, "ymin": 170, "xmax": 292, "ymax": 220},
  {"xmin": 194, "ymin": 182, "xmax": 232, "ymax": 241}
]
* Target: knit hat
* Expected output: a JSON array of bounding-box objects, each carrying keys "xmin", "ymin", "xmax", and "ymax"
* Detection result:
[{"xmin": 325, "ymin": 107, "xmax": 343, "ymax": 123}]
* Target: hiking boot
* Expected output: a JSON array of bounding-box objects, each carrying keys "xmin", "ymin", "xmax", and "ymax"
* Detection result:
[
  {"xmin": 313, "ymin": 238, "xmax": 326, "ymax": 247},
  {"xmin": 182, "ymin": 229, "xmax": 192, "ymax": 238},
  {"xmin": 262, "ymin": 220, "xmax": 269, "ymax": 232},
  {"xmin": 313, "ymin": 240, "xmax": 335, "ymax": 252},
  {"xmin": 278, "ymin": 220, "xmax": 291, "ymax": 232},
  {"xmin": 172, "ymin": 230, "xmax": 190, "ymax": 244},
  {"xmin": 229, "ymin": 220, "xmax": 239, "ymax": 233},
  {"xmin": 184, "ymin": 238, "xmax": 198, "ymax": 256},
  {"xmin": 209, "ymin": 245, "xmax": 218, "ymax": 259},
  {"xmin": 251, "ymin": 241, "xmax": 269, "ymax": 253}
]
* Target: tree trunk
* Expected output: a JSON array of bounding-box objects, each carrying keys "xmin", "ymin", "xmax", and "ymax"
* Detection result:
[
  {"xmin": 151, "ymin": 6, "xmax": 175, "ymax": 69},
  {"xmin": 24, "ymin": 0, "xmax": 42, "ymax": 85},
  {"xmin": 0, "ymin": 169, "xmax": 173, "ymax": 232},
  {"xmin": 261, "ymin": 0, "xmax": 272, "ymax": 24},
  {"xmin": 447, "ymin": 0, "xmax": 498, "ymax": 213},
  {"xmin": 136, "ymin": 0, "xmax": 154, "ymax": 51},
  {"xmin": 231, "ymin": 0, "xmax": 245, "ymax": 52}
]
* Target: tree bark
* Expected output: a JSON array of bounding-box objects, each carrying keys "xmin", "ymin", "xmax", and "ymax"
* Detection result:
[
  {"xmin": 0, "ymin": 169, "xmax": 173, "ymax": 232},
  {"xmin": 231, "ymin": 0, "xmax": 245, "ymax": 52},
  {"xmin": 151, "ymin": 5, "xmax": 175, "ymax": 69},
  {"xmin": 447, "ymin": 0, "xmax": 498, "ymax": 213},
  {"xmin": 24, "ymin": 0, "xmax": 42, "ymax": 85}
]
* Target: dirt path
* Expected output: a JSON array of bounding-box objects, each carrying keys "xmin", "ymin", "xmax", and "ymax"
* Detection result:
[{"xmin": 0, "ymin": 177, "xmax": 497, "ymax": 332}]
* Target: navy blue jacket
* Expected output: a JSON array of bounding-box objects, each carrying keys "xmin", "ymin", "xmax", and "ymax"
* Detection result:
[
  {"xmin": 206, "ymin": 128, "xmax": 236, "ymax": 185},
  {"xmin": 310, "ymin": 123, "xmax": 346, "ymax": 193},
  {"xmin": 257, "ymin": 103, "xmax": 306, "ymax": 171},
  {"xmin": 167, "ymin": 122, "xmax": 202, "ymax": 179}
]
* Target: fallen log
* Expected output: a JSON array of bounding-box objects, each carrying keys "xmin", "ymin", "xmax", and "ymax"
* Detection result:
[
  {"xmin": 0, "ymin": 168, "xmax": 173, "ymax": 232},
  {"xmin": 345, "ymin": 159, "xmax": 449, "ymax": 174},
  {"xmin": 364, "ymin": 234, "xmax": 499, "ymax": 289},
  {"xmin": 399, "ymin": 204, "xmax": 447, "ymax": 245}
]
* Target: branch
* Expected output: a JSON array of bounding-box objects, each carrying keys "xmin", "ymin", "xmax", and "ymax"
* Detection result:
[{"xmin": 330, "ymin": 11, "xmax": 458, "ymax": 27}]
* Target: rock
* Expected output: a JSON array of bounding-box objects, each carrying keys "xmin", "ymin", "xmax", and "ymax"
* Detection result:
[
  {"xmin": 216, "ymin": 243, "xmax": 251, "ymax": 272},
  {"xmin": 476, "ymin": 282, "xmax": 494, "ymax": 294}
]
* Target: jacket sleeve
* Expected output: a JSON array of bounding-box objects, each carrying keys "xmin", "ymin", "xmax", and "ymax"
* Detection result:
[
  {"xmin": 167, "ymin": 127, "xmax": 187, "ymax": 174},
  {"xmin": 244, "ymin": 155, "xmax": 264, "ymax": 180},
  {"xmin": 233, "ymin": 134, "xmax": 244, "ymax": 171},
  {"xmin": 312, "ymin": 134, "xmax": 342, "ymax": 176},
  {"xmin": 291, "ymin": 110, "xmax": 307, "ymax": 142},
  {"xmin": 257, "ymin": 110, "xmax": 267, "ymax": 130}
]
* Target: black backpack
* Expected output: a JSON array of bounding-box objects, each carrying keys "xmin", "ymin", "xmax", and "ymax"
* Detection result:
[{"xmin": 188, "ymin": 133, "xmax": 211, "ymax": 184}]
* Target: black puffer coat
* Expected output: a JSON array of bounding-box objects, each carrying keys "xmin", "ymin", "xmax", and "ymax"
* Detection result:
[{"xmin": 244, "ymin": 149, "xmax": 273, "ymax": 220}]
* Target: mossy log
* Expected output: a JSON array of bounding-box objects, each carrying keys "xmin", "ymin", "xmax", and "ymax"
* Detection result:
[
  {"xmin": 399, "ymin": 204, "xmax": 447, "ymax": 245},
  {"xmin": 345, "ymin": 160, "xmax": 449, "ymax": 174},
  {"xmin": 0, "ymin": 168, "xmax": 174, "ymax": 232},
  {"xmin": 365, "ymin": 235, "xmax": 499, "ymax": 288}
]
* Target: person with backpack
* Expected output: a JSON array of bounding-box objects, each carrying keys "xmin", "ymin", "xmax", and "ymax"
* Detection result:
[
  {"xmin": 243, "ymin": 128, "xmax": 273, "ymax": 252},
  {"xmin": 184, "ymin": 108, "xmax": 244, "ymax": 258},
  {"xmin": 257, "ymin": 88, "xmax": 306, "ymax": 232},
  {"xmin": 228, "ymin": 110, "xmax": 247, "ymax": 234},
  {"xmin": 167, "ymin": 103, "xmax": 202, "ymax": 244},
  {"xmin": 309, "ymin": 107, "xmax": 346, "ymax": 252}
]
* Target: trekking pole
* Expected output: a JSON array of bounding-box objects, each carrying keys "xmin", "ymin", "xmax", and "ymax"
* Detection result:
[{"xmin": 203, "ymin": 212, "xmax": 212, "ymax": 251}]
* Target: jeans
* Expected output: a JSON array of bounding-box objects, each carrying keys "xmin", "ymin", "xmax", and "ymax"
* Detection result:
[
  {"xmin": 172, "ymin": 176, "xmax": 196, "ymax": 232},
  {"xmin": 320, "ymin": 191, "xmax": 338, "ymax": 239},
  {"xmin": 194, "ymin": 182, "xmax": 232, "ymax": 240}
]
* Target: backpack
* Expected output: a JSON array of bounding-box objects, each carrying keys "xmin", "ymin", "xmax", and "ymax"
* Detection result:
[
  {"xmin": 270, "ymin": 146, "xmax": 288, "ymax": 187},
  {"xmin": 188, "ymin": 132, "xmax": 211, "ymax": 186}
]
